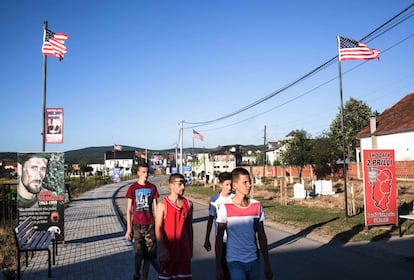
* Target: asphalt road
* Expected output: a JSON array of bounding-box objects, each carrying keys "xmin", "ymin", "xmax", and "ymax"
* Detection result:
[{"xmin": 115, "ymin": 176, "xmax": 414, "ymax": 280}]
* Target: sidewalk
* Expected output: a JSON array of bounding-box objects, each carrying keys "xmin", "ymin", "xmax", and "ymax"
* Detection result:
[{"xmin": 19, "ymin": 180, "xmax": 141, "ymax": 280}]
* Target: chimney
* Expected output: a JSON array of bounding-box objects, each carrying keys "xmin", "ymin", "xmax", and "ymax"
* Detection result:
[{"xmin": 370, "ymin": 115, "xmax": 377, "ymax": 148}]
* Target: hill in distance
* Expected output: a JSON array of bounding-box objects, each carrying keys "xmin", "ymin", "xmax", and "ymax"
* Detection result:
[{"xmin": 0, "ymin": 144, "xmax": 263, "ymax": 164}]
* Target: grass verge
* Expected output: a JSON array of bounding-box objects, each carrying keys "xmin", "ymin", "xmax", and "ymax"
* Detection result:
[{"xmin": 184, "ymin": 185, "xmax": 414, "ymax": 243}]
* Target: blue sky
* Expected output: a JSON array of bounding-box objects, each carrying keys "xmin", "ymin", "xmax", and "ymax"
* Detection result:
[{"xmin": 1, "ymin": 1, "xmax": 413, "ymax": 152}]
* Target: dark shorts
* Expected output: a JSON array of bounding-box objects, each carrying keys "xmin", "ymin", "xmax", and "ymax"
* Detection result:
[{"xmin": 132, "ymin": 223, "xmax": 156, "ymax": 257}]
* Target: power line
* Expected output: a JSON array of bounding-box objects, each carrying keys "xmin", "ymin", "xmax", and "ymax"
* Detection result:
[{"xmin": 184, "ymin": 3, "xmax": 414, "ymax": 130}]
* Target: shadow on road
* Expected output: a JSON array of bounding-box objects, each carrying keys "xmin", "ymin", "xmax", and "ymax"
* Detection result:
[{"xmin": 268, "ymin": 217, "xmax": 338, "ymax": 250}]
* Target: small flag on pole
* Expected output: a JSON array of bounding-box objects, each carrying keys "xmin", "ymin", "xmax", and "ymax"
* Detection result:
[
  {"xmin": 114, "ymin": 144, "xmax": 122, "ymax": 151},
  {"xmin": 42, "ymin": 28, "xmax": 69, "ymax": 61},
  {"xmin": 192, "ymin": 129, "xmax": 204, "ymax": 141},
  {"xmin": 338, "ymin": 36, "xmax": 380, "ymax": 61}
]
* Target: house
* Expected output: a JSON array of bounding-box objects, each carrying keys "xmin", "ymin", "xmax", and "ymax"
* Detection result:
[
  {"xmin": 356, "ymin": 93, "xmax": 414, "ymax": 179},
  {"xmin": 190, "ymin": 153, "xmax": 236, "ymax": 181},
  {"xmin": 356, "ymin": 93, "xmax": 414, "ymax": 161},
  {"xmin": 104, "ymin": 151, "xmax": 135, "ymax": 176},
  {"xmin": 266, "ymin": 141, "xmax": 281, "ymax": 166}
]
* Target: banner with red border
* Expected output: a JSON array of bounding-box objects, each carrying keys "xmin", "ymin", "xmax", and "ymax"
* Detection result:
[
  {"xmin": 45, "ymin": 108, "xmax": 64, "ymax": 144},
  {"xmin": 363, "ymin": 149, "xmax": 398, "ymax": 227}
]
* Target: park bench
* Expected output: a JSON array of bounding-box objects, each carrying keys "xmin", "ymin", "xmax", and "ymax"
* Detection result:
[{"xmin": 14, "ymin": 217, "xmax": 57, "ymax": 279}]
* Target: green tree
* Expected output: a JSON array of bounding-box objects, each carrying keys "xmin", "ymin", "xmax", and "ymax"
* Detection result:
[
  {"xmin": 79, "ymin": 161, "xmax": 92, "ymax": 175},
  {"xmin": 329, "ymin": 98, "xmax": 373, "ymax": 161},
  {"xmin": 279, "ymin": 129, "xmax": 313, "ymax": 180},
  {"xmin": 311, "ymin": 133, "xmax": 339, "ymax": 178}
]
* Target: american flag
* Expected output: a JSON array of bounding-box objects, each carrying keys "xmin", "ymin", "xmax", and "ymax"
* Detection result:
[
  {"xmin": 192, "ymin": 129, "xmax": 204, "ymax": 141},
  {"xmin": 114, "ymin": 144, "xmax": 122, "ymax": 151},
  {"xmin": 338, "ymin": 36, "xmax": 380, "ymax": 62},
  {"xmin": 42, "ymin": 28, "xmax": 69, "ymax": 61}
]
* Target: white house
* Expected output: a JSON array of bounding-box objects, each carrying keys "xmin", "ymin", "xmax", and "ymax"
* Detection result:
[
  {"xmin": 104, "ymin": 151, "xmax": 135, "ymax": 176},
  {"xmin": 356, "ymin": 93, "xmax": 414, "ymax": 161}
]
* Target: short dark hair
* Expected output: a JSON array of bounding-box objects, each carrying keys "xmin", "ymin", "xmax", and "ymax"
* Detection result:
[
  {"xmin": 231, "ymin": 167, "xmax": 250, "ymax": 182},
  {"xmin": 169, "ymin": 173, "xmax": 185, "ymax": 184},
  {"xmin": 218, "ymin": 172, "xmax": 231, "ymax": 183},
  {"xmin": 18, "ymin": 153, "xmax": 49, "ymax": 164},
  {"xmin": 137, "ymin": 162, "xmax": 149, "ymax": 170}
]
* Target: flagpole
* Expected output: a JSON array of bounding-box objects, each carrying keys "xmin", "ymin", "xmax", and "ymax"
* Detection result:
[
  {"xmin": 337, "ymin": 36, "xmax": 349, "ymax": 217},
  {"xmin": 42, "ymin": 21, "xmax": 48, "ymax": 152}
]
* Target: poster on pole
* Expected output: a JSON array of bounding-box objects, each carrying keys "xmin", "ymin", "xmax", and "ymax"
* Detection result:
[
  {"xmin": 17, "ymin": 152, "xmax": 65, "ymax": 241},
  {"xmin": 183, "ymin": 166, "xmax": 193, "ymax": 184},
  {"xmin": 363, "ymin": 149, "xmax": 398, "ymax": 227},
  {"xmin": 45, "ymin": 108, "xmax": 64, "ymax": 144}
]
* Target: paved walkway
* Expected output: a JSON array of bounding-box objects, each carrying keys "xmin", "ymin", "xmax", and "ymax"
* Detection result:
[{"xmin": 20, "ymin": 180, "xmax": 139, "ymax": 279}]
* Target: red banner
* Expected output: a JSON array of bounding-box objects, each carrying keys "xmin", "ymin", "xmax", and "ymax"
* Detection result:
[
  {"xmin": 363, "ymin": 150, "xmax": 398, "ymax": 226},
  {"xmin": 45, "ymin": 108, "xmax": 64, "ymax": 144}
]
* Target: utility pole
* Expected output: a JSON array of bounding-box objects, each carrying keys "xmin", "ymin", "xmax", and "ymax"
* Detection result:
[
  {"xmin": 263, "ymin": 125, "xmax": 266, "ymax": 178},
  {"xmin": 179, "ymin": 120, "xmax": 184, "ymax": 174}
]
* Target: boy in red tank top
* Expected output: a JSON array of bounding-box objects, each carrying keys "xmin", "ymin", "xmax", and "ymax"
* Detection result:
[{"xmin": 155, "ymin": 173, "xmax": 193, "ymax": 280}]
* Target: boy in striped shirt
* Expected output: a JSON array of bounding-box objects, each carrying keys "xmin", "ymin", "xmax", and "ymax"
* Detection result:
[{"xmin": 215, "ymin": 167, "xmax": 273, "ymax": 280}]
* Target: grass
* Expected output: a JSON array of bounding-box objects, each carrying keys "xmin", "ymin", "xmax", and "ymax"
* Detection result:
[{"xmin": 184, "ymin": 184, "xmax": 414, "ymax": 243}]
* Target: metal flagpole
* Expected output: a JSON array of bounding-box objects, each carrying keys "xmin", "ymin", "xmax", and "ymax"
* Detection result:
[
  {"xmin": 42, "ymin": 21, "xmax": 48, "ymax": 152},
  {"xmin": 337, "ymin": 36, "xmax": 349, "ymax": 217}
]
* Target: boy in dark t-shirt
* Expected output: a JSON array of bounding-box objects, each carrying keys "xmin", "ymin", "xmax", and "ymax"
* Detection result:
[{"xmin": 125, "ymin": 163, "xmax": 159, "ymax": 280}]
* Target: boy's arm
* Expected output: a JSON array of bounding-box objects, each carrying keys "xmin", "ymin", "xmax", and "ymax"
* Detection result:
[
  {"xmin": 188, "ymin": 201, "xmax": 194, "ymax": 257},
  {"xmin": 215, "ymin": 222, "xmax": 226, "ymax": 280},
  {"xmin": 152, "ymin": 197, "xmax": 158, "ymax": 217},
  {"xmin": 257, "ymin": 221, "xmax": 273, "ymax": 280},
  {"xmin": 155, "ymin": 199, "xmax": 168, "ymax": 261},
  {"xmin": 204, "ymin": 215, "xmax": 214, "ymax": 251},
  {"xmin": 125, "ymin": 198, "xmax": 133, "ymax": 240}
]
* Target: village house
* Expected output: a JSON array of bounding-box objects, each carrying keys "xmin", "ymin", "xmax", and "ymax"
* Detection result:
[{"xmin": 356, "ymin": 93, "xmax": 414, "ymax": 179}]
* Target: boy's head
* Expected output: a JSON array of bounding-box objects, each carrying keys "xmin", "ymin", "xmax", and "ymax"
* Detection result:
[
  {"xmin": 137, "ymin": 163, "xmax": 149, "ymax": 180},
  {"xmin": 218, "ymin": 172, "xmax": 232, "ymax": 195},
  {"xmin": 231, "ymin": 167, "xmax": 251, "ymax": 195},
  {"xmin": 169, "ymin": 173, "xmax": 186, "ymax": 196}
]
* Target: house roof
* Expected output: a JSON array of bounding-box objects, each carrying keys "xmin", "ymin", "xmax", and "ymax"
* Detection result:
[{"xmin": 357, "ymin": 93, "xmax": 414, "ymax": 138}]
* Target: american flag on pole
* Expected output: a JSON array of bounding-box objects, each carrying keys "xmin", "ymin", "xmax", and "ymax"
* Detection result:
[
  {"xmin": 192, "ymin": 129, "xmax": 204, "ymax": 141},
  {"xmin": 114, "ymin": 144, "xmax": 122, "ymax": 151},
  {"xmin": 338, "ymin": 36, "xmax": 380, "ymax": 62},
  {"xmin": 42, "ymin": 28, "xmax": 69, "ymax": 61}
]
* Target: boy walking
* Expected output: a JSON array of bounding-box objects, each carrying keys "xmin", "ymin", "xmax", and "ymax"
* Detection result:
[
  {"xmin": 203, "ymin": 172, "xmax": 233, "ymax": 279},
  {"xmin": 155, "ymin": 173, "xmax": 193, "ymax": 280},
  {"xmin": 216, "ymin": 167, "xmax": 273, "ymax": 280},
  {"xmin": 125, "ymin": 163, "xmax": 160, "ymax": 280}
]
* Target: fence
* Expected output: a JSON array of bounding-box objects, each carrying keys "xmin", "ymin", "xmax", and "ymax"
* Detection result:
[
  {"xmin": 247, "ymin": 160, "xmax": 414, "ymax": 181},
  {"xmin": 0, "ymin": 183, "xmax": 17, "ymax": 226}
]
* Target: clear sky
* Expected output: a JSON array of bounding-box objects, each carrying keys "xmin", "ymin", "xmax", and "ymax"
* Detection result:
[{"xmin": 1, "ymin": 1, "xmax": 413, "ymax": 152}]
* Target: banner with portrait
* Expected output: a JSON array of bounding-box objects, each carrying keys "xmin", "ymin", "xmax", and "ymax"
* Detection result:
[
  {"xmin": 363, "ymin": 149, "xmax": 398, "ymax": 227},
  {"xmin": 17, "ymin": 152, "xmax": 65, "ymax": 242},
  {"xmin": 45, "ymin": 108, "xmax": 64, "ymax": 144}
]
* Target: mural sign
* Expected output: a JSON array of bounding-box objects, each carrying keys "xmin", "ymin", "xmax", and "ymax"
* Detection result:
[
  {"xmin": 17, "ymin": 152, "xmax": 65, "ymax": 241},
  {"xmin": 363, "ymin": 149, "xmax": 398, "ymax": 227}
]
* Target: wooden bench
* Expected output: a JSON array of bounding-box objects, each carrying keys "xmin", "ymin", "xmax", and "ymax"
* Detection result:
[
  {"xmin": 398, "ymin": 214, "xmax": 414, "ymax": 237},
  {"xmin": 14, "ymin": 217, "xmax": 57, "ymax": 279}
]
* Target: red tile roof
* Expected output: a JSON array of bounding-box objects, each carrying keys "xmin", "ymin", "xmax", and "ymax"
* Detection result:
[{"xmin": 357, "ymin": 93, "xmax": 414, "ymax": 138}]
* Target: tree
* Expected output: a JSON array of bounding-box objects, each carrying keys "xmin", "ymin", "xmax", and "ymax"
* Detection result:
[
  {"xmin": 279, "ymin": 129, "xmax": 313, "ymax": 180},
  {"xmin": 311, "ymin": 133, "xmax": 339, "ymax": 178},
  {"xmin": 329, "ymin": 97, "xmax": 373, "ymax": 161},
  {"xmin": 79, "ymin": 161, "xmax": 93, "ymax": 175}
]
